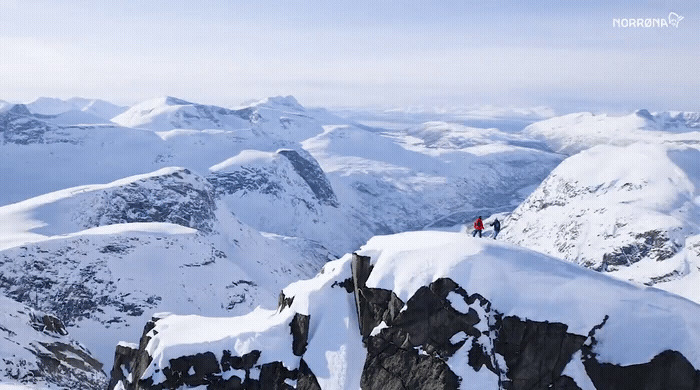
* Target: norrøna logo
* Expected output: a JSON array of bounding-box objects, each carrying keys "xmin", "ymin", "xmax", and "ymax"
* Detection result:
[{"xmin": 613, "ymin": 12, "xmax": 684, "ymax": 28}]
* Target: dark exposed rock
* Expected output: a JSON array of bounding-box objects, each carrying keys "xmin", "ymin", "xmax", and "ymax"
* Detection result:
[
  {"xmin": 221, "ymin": 350, "xmax": 260, "ymax": 372},
  {"xmin": 290, "ymin": 313, "xmax": 310, "ymax": 356},
  {"xmin": 109, "ymin": 316, "xmax": 159, "ymax": 390},
  {"xmin": 362, "ymin": 338, "xmax": 460, "ymax": 390},
  {"xmin": 278, "ymin": 291, "xmax": 295, "ymax": 311},
  {"xmin": 29, "ymin": 311, "xmax": 69, "ymax": 335},
  {"xmin": 277, "ymin": 150, "xmax": 338, "ymax": 207},
  {"xmin": 162, "ymin": 351, "xmax": 221, "ymax": 388},
  {"xmin": 209, "ymin": 167, "xmax": 284, "ymax": 197},
  {"xmin": 494, "ymin": 317, "xmax": 586, "ymax": 390},
  {"xmin": 331, "ymin": 277, "xmax": 355, "ymax": 293},
  {"xmin": 584, "ymin": 350, "xmax": 700, "ymax": 390}
]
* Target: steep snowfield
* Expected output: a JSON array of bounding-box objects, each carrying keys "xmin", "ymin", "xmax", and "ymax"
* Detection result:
[
  {"xmin": 113, "ymin": 231, "xmax": 700, "ymax": 389},
  {"xmin": 0, "ymin": 294, "xmax": 107, "ymax": 389},
  {"xmin": 502, "ymin": 142, "xmax": 700, "ymax": 302},
  {"xmin": 524, "ymin": 110, "xmax": 700, "ymax": 155},
  {"xmin": 0, "ymin": 168, "xmax": 329, "ymax": 366}
]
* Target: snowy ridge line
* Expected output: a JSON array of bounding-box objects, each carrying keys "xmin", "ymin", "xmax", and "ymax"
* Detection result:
[{"xmin": 110, "ymin": 231, "xmax": 700, "ymax": 390}]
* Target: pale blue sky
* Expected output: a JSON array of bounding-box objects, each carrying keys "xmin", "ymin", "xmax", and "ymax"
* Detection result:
[{"xmin": 0, "ymin": 1, "xmax": 697, "ymax": 113}]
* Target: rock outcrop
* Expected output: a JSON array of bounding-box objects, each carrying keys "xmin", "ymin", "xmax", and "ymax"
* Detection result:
[{"xmin": 0, "ymin": 294, "xmax": 107, "ymax": 389}]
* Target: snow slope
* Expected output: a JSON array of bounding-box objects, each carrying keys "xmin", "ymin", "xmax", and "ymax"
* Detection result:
[
  {"xmin": 502, "ymin": 142, "xmax": 700, "ymax": 303},
  {"xmin": 524, "ymin": 110, "xmax": 700, "ymax": 155},
  {"xmin": 112, "ymin": 231, "xmax": 700, "ymax": 389},
  {"xmin": 0, "ymin": 294, "xmax": 107, "ymax": 389}
]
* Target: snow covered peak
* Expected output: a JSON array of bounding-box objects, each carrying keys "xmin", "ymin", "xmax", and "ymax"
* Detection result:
[
  {"xmin": 67, "ymin": 97, "xmax": 128, "ymax": 119},
  {"xmin": 525, "ymin": 110, "xmax": 700, "ymax": 154},
  {"xmin": 7, "ymin": 103, "xmax": 32, "ymax": 116},
  {"xmin": 112, "ymin": 96, "xmax": 250, "ymax": 131}
]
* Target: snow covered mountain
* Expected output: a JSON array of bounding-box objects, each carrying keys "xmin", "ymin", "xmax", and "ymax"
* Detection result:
[
  {"xmin": 524, "ymin": 109, "xmax": 700, "ymax": 155},
  {"xmin": 501, "ymin": 142, "xmax": 700, "ymax": 303},
  {"xmin": 500, "ymin": 109, "xmax": 700, "ymax": 304},
  {"xmin": 110, "ymin": 231, "xmax": 700, "ymax": 390},
  {"xmin": 0, "ymin": 294, "xmax": 107, "ymax": 389},
  {"xmin": 111, "ymin": 96, "xmax": 252, "ymax": 131},
  {"xmin": 0, "ymin": 168, "xmax": 330, "ymax": 366}
]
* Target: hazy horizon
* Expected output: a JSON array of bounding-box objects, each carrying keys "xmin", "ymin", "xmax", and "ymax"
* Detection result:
[{"xmin": 1, "ymin": 1, "xmax": 698, "ymax": 114}]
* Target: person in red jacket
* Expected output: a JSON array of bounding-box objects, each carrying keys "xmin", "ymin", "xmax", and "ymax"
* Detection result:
[{"xmin": 472, "ymin": 216, "xmax": 484, "ymax": 238}]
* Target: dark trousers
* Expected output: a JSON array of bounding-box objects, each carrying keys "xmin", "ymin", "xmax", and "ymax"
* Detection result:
[
  {"xmin": 472, "ymin": 229, "xmax": 482, "ymax": 238},
  {"xmin": 493, "ymin": 230, "xmax": 500, "ymax": 239}
]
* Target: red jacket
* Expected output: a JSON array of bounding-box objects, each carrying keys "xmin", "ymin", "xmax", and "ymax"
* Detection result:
[{"xmin": 474, "ymin": 218, "xmax": 484, "ymax": 230}]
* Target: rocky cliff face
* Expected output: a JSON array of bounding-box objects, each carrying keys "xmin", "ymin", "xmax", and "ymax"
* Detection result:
[
  {"xmin": 108, "ymin": 233, "xmax": 700, "ymax": 390},
  {"xmin": 0, "ymin": 104, "xmax": 80, "ymax": 145}
]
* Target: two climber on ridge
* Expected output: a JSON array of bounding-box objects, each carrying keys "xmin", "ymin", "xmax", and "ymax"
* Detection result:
[{"xmin": 471, "ymin": 216, "xmax": 501, "ymax": 239}]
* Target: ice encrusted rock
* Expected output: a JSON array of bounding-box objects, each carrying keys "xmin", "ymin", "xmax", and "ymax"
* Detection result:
[{"xmin": 109, "ymin": 231, "xmax": 700, "ymax": 390}]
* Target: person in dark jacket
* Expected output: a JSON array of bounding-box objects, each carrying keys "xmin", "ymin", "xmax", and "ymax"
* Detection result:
[
  {"xmin": 490, "ymin": 218, "xmax": 501, "ymax": 239},
  {"xmin": 472, "ymin": 216, "xmax": 484, "ymax": 238}
]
